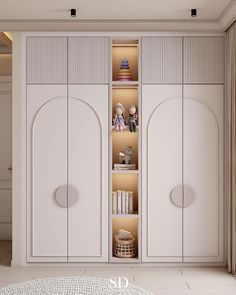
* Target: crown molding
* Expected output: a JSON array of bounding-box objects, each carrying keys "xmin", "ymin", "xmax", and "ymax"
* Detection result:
[
  {"xmin": 0, "ymin": 19, "xmax": 223, "ymax": 32},
  {"xmin": 0, "ymin": 1, "xmax": 235, "ymax": 33},
  {"xmin": 218, "ymin": 0, "xmax": 236, "ymax": 30}
]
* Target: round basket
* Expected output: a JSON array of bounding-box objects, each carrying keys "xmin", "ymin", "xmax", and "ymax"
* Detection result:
[{"xmin": 113, "ymin": 235, "xmax": 136, "ymax": 258}]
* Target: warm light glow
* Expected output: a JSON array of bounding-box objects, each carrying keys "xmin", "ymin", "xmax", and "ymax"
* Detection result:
[
  {"xmin": 112, "ymin": 86, "xmax": 138, "ymax": 89},
  {"xmin": 112, "ymin": 131, "xmax": 139, "ymax": 170},
  {"xmin": 3, "ymin": 32, "xmax": 12, "ymax": 41},
  {"xmin": 112, "ymin": 44, "xmax": 139, "ymax": 47},
  {"xmin": 112, "ymin": 46, "xmax": 139, "ymax": 81}
]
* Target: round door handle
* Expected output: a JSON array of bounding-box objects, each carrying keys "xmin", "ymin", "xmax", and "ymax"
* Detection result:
[
  {"xmin": 55, "ymin": 185, "xmax": 79, "ymax": 208},
  {"xmin": 170, "ymin": 184, "xmax": 195, "ymax": 208}
]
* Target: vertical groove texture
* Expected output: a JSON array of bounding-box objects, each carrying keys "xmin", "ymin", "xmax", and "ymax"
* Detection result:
[
  {"xmin": 68, "ymin": 37, "xmax": 109, "ymax": 84},
  {"xmin": 27, "ymin": 37, "xmax": 67, "ymax": 84},
  {"xmin": 142, "ymin": 37, "xmax": 182, "ymax": 84},
  {"xmin": 184, "ymin": 37, "xmax": 224, "ymax": 84}
]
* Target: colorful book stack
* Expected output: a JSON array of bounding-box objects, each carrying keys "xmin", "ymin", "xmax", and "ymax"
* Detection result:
[
  {"xmin": 117, "ymin": 58, "xmax": 133, "ymax": 81},
  {"xmin": 112, "ymin": 191, "xmax": 134, "ymax": 214}
]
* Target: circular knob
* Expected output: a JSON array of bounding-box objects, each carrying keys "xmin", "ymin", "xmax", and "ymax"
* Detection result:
[
  {"xmin": 170, "ymin": 184, "xmax": 195, "ymax": 208},
  {"xmin": 55, "ymin": 185, "xmax": 79, "ymax": 208}
]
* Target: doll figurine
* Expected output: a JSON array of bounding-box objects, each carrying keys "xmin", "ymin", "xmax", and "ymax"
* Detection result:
[
  {"xmin": 127, "ymin": 105, "xmax": 138, "ymax": 132},
  {"xmin": 113, "ymin": 103, "xmax": 125, "ymax": 132}
]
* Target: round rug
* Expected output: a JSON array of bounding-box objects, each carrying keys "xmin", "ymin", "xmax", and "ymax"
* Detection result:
[{"xmin": 0, "ymin": 277, "xmax": 153, "ymax": 295}]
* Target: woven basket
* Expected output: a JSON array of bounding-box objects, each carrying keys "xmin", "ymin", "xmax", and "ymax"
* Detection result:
[{"xmin": 113, "ymin": 235, "xmax": 136, "ymax": 258}]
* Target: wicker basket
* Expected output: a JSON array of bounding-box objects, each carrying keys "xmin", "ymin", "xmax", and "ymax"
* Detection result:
[{"xmin": 113, "ymin": 235, "xmax": 136, "ymax": 258}]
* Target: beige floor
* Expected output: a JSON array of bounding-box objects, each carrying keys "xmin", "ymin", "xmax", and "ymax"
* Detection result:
[{"xmin": 0, "ymin": 241, "xmax": 236, "ymax": 294}]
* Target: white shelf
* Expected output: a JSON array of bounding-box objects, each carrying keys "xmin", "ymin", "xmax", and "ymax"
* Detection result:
[{"xmin": 112, "ymin": 170, "xmax": 139, "ymax": 174}]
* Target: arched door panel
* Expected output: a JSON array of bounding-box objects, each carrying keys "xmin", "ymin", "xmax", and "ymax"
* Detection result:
[
  {"xmin": 27, "ymin": 85, "xmax": 68, "ymax": 261},
  {"xmin": 142, "ymin": 85, "xmax": 183, "ymax": 262},
  {"xmin": 183, "ymin": 85, "xmax": 224, "ymax": 262},
  {"xmin": 68, "ymin": 85, "xmax": 108, "ymax": 262}
]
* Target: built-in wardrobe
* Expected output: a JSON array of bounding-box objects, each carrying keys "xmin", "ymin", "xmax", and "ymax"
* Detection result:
[
  {"xmin": 26, "ymin": 37, "xmax": 109, "ymax": 262},
  {"xmin": 142, "ymin": 37, "xmax": 224, "ymax": 263},
  {"xmin": 25, "ymin": 34, "xmax": 224, "ymax": 264}
]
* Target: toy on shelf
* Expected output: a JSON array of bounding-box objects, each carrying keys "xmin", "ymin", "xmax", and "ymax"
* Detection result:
[
  {"xmin": 127, "ymin": 105, "xmax": 138, "ymax": 132},
  {"xmin": 114, "ymin": 145, "xmax": 136, "ymax": 170},
  {"xmin": 113, "ymin": 103, "xmax": 125, "ymax": 132},
  {"xmin": 122, "ymin": 145, "xmax": 134, "ymax": 164},
  {"xmin": 117, "ymin": 58, "xmax": 133, "ymax": 81},
  {"xmin": 113, "ymin": 229, "xmax": 136, "ymax": 258}
]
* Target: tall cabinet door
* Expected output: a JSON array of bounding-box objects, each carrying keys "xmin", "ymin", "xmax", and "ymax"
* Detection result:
[
  {"xmin": 142, "ymin": 85, "xmax": 183, "ymax": 262},
  {"xmin": 183, "ymin": 86, "xmax": 224, "ymax": 262},
  {"xmin": 27, "ymin": 85, "xmax": 68, "ymax": 262},
  {"xmin": 68, "ymin": 85, "xmax": 108, "ymax": 262}
]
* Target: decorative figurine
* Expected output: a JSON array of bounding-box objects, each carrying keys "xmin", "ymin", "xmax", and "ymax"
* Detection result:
[
  {"xmin": 118, "ymin": 152, "xmax": 125, "ymax": 164},
  {"xmin": 113, "ymin": 103, "xmax": 125, "ymax": 132},
  {"xmin": 127, "ymin": 105, "xmax": 138, "ymax": 132},
  {"xmin": 123, "ymin": 145, "xmax": 134, "ymax": 164},
  {"xmin": 118, "ymin": 145, "xmax": 134, "ymax": 165}
]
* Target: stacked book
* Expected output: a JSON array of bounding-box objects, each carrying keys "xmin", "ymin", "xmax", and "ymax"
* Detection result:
[
  {"xmin": 114, "ymin": 164, "xmax": 136, "ymax": 170},
  {"xmin": 112, "ymin": 191, "xmax": 134, "ymax": 214}
]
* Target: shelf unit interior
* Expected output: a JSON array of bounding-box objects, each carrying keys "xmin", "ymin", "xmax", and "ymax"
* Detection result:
[
  {"xmin": 112, "ymin": 131, "xmax": 139, "ymax": 170},
  {"xmin": 110, "ymin": 38, "xmax": 140, "ymax": 262},
  {"xmin": 112, "ymin": 40, "xmax": 139, "ymax": 82},
  {"xmin": 112, "ymin": 87, "xmax": 139, "ymax": 125},
  {"xmin": 112, "ymin": 217, "xmax": 139, "ymax": 260},
  {"xmin": 112, "ymin": 173, "xmax": 139, "ymax": 215}
]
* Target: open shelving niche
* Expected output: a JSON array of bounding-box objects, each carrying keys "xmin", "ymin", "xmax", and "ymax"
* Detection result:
[{"xmin": 109, "ymin": 38, "xmax": 141, "ymax": 263}]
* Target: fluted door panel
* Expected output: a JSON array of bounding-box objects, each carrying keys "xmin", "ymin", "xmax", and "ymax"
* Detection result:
[
  {"xmin": 184, "ymin": 37, "xmax": 224, "ymax": 84},
  {"xmin": 142, "ymin": 37, "xmax": 182, "ymax": 84},
  {"xmin": 68, "ymin": 37, "xmax": 109, "ymax": 84},
  {"xmin": 27, "ymin": 37, "xmax": 67, "ymax": 84}
]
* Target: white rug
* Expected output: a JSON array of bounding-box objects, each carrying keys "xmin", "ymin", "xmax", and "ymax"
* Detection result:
[{"xmin": 0, "ymin": 277, "xmax": 153, "ymax": 295}]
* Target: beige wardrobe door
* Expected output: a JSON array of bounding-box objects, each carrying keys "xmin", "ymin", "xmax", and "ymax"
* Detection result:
[
  {"xmin": 142, "ymin": 85, "xmax": 183, "ymax": 262},
  {"xmin": 183, "ymin": 85, "xmax": 224, "ymax": 262},
  {"xmin": 27, "ymin": 85, "xmax": 68, "ymax": 262},
  {"xmin": 68, "ymin": 85, "xmax": 108, "ymax": 262}
]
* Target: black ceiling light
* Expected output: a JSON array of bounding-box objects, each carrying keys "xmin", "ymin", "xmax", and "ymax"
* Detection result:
[
  {"xmin": 191, "ymin": 9, "xmax": 197, "ymax": 17},
  {"xmin": 70, "ymin": 9, "xmax": 76, "ymax": 17}
]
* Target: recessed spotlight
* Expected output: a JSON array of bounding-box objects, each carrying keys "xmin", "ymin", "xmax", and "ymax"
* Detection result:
[
  {"xmin": 70, "ymin": 9, "xmax": 76, "ymax": 17},
  {"xmin": 191, "ymin": 9, "xmax": 197, "ymax": 17}
]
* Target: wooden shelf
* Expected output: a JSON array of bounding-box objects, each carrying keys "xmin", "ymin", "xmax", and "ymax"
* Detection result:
[
  {"xmin": 112, "ymin": 81, "xmax": 139, "ymax": 86},
  {"xmin": 112, "ymin": 125, "xmax": 139, "ymax": 131},
  {"xmin": 112, "ymin": 170, "xmax": 139, "ymax": 174},
  {"xmin": 112, "ymin": 44, "xmax": 139, "ymax": 48},
  {"xmin": 110, "ymin": 256, "xmax": 140, "ymax": 263},
  {"xmin": 110, "ymin": 38, "xmax": 140, "ymax": 264},
  {"xmin": 112, "ymin": 212, "xmax": 139, "ymax": 218}
]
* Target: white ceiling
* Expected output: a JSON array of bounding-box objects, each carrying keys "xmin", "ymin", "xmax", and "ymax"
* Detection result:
[{"xmin": 0, "ymin": 0, "xmax": 233, "ymax": 20}]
